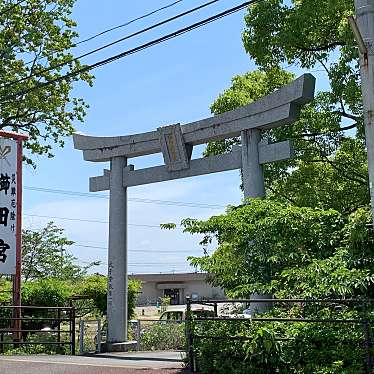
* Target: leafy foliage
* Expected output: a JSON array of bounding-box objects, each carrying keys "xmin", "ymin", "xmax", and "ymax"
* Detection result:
[
  {"xmin": 206, "ymin": 69, "xmax": 369, "ymax": 213},
  {"xmin": 76, "ymin": 275, "xmax": 141, "ymax": 318},
  {"xmin": 184, "ymin": 1, "xmax": 374, "ymax": 372},
  {"xmin": 204, "ymin": 0, "xmax": 369, "ymax": 214},
  {"xmin": 76, "ymin": 274, "xmax": 107, "ymax": 315},
  {"xmin": 140, "ymin": 322, "xmax": 185, "ymax": 351},
  {"xmin": 0, "ymin": 0, "xmax": 93, "ymax": 164},
  {"xmin": 22, "ymin": 277, "xmax": 72, "ymax": 307},
  {"xmin": 184, "ymin": 200, "xmax": 374, "ymax": 299},
  {"xmin": 184, "ymin": 201, "xmax": 373, "ymax": 372},
  {"xmin": 193, "ymin": 318, "xmax": 365, "ymax": 374},
  {"xmin": 0, "ymin": 278, "xmax": 12, "ymax": 303},
  {"xmin": 205, "ymin": 68, "xmax": 293, "ymax": 157}
]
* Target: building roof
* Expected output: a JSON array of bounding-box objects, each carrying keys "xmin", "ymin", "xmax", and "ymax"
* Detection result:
[{"xmin": 129, "ymin": 272, "xmax": 208, "ymax": 282}]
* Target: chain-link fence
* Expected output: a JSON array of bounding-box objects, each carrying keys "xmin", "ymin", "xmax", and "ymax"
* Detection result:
[{"xmin": 78, "ymin": 319, "xmax": 101, "ymax": 354}]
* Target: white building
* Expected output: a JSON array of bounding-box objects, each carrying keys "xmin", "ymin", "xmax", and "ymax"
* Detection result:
[{"xmin": 129, "ymin": 272, "xmax": 225, "ymax": 305}]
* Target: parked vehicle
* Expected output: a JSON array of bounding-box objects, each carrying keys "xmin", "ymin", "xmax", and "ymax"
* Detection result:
[{"xmin": 159, "ymin": 304, "xmax": 215, "ymax": 321}]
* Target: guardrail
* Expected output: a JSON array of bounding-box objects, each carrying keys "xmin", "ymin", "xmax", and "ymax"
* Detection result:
[
  {"xmin": 0, "ymin": 305, "xmax": 76, "ymax": 355},
  {"xmin": 186, "ymin": 298, "xmax": 374, "ymax": 374}
]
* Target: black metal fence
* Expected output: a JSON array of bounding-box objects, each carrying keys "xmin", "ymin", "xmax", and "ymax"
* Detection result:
[
  {"xmin": 0, "ymin": 305, "xmax": 76, "ymax": 355},
  {"xmin": 186, "ymin": 298, "xmax": 374, "ymax": 373}
]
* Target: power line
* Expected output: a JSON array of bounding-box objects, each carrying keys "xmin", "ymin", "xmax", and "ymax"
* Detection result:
[
  {"xmin": 75, "ymin": 0, "xmax": 185, "ymax": 46},
  {"xmin": 77, "ymin": 259, "xmax": 196, "ymax": 272},
  {"xmin": 24, "ymin": 213, "xmax": 183, "ymax": 229},
  {"xmin": 21, "ymin": 229, "xmax": 206, "ymax": 254},
  {"xmin": 3, "ymin": 0, "xmax": 221, "ymax": 90},
  {"xmin": 24, "ymin": 186, "xmax": 226, "ymax": 209},
  {"xmin": 22, "ymin": 229, "xmax": 206, "ymax": 254},
  {"xmin": 71, "ymin": 243, "xmax": 202, "ymax": 254},
  {"xmin": 22, "ymin": 0, "xmax": 186, "ymax": 67},
  {"xmin": 80, "ymin": 261, "xmax": 191, "ymax": 266},
  {"xmin": 128, "ymin": 263, "xmax": 190, "ymax": 266},
  {"xmin": 1, "ymin": 0, "xmax": 260, "ymax": 102}
]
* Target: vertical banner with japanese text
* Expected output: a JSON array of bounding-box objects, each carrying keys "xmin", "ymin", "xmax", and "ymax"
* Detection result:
[{"xmin": 0, "ymin": 137, "xmax": 18, "ymax": 274}]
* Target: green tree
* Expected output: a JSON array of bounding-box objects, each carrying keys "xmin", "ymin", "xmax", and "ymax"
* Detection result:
[
  {"xmin": 77, "ymin": 274, "xmax": 141, "ymax": 319},
  {"xmin": 22, "ymin": 278, "xmax": 72, "ymax": 307},
  {"xmin": 204, "ymin": 68, "xmax": 294, "ymax": 157},
  {"xmin": 182, "ymin": 2, "xmax": 374, "ymax": 371},
  {"xmin": 242, "ymin": 0, "xmax": 368, "ymax": 212},
  {"xmin": 206, "ymin": 69, "xmax": 369, "ymax": 213},
  {"xmin": 18, "ymin": 274, "xmax": 141, "ymax": 319},
  {"xmin": 0, "ymin": 0, "xmax": 93, "ymax": 164},
  {"xmin": 205, "ymin": 1, "xmax": 369, "ymax": 213},
  {"xmin": 77, "ymin": 274, "xmax": 108, "ymax": 315},
  {"xmin": 183, "ymin": 200, "xmax": 374, "ymax": 299},
  {"xmin": 22, "ymin": 222, "xmax": 99, "ymax": 281},
  {"xmin": 0, "ymin": 278, "xmax": 12, "ymax": 303}
]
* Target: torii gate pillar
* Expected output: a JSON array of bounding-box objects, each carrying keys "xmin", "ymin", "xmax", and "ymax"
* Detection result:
[
  {"xmin": 241, "ymin": 129, "xmax": 265, "ymax": 198},
  {"xmin": 107, "ymin": 157, "xmax": 128, "ymax": 344}
]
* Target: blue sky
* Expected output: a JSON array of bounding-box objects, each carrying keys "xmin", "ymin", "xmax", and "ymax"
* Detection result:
[{"xmin": 22, "ymin": 0, "xmax": 328, "ymax": 275}]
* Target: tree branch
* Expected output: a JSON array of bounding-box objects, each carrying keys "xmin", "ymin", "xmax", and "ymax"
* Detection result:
[
  {"xmin": 296, "ymin": 42, "xmax": 346, "ymax": 52},
  {"xmin": 316, "ymin": 57, "xmax": 330, "ymax": 76},
  {"xmin": 333, "ymin": 110, "xmax": 362, "ymax": 122},
  {"xmin": 267, "ymin": 184, "xmax": 297, "ymax": 204},
  {"xmin": 298, "ymin": 123, "xmax": 358, "ymax": 138},
  {"xmin": 306, "ymin": 158, "xmax": 367, "ymax": 185}
]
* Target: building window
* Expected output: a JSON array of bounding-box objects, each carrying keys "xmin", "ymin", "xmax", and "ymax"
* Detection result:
[{"xmin": 164, "ymin": 288, "xmax": 180, "ymax": 305}]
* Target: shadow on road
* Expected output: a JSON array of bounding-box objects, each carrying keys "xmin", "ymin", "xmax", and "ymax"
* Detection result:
[{"xmin": 87, "ymin": 354, "xmax": 183, "ymax": 363}]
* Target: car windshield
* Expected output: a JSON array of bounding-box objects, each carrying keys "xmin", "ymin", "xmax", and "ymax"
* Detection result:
[
  {"xmin": 193, "ymin": 310, "xmax": 214, "ymax": 318},
  {"xmin": 160, "ymin": 311, "xmax": 183, "ymax": 320}
]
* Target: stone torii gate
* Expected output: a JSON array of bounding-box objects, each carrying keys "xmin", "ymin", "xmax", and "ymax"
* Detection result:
[{"xmin": 73, "ymin": 74, "xmax": 315, "ymax": 350}]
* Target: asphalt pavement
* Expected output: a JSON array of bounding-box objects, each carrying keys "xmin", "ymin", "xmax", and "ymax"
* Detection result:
[{"xmin": 0, "ymin": 350, "xmax": 189, "ymax": 374}]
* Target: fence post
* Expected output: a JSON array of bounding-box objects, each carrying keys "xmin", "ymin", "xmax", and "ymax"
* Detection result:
[
  {"xmin": 57, "ymin": 309, "xmax": 61, "ymax": 344},
  {"xmin": 214, "ymin": 302, "xmax": 218, "ymax": 317},
  {"xmin": 97, "ymin": 319, "xmax": 102, "ymax": 353},
  {"xmin": 79, "ymin": 320, "xmax": 84, "ymax": 355},
  {"xmin": 362, "ymin": 300, "xmax": 373, "ymax": 374},
  {"xmin": 186, "ymin": 296, "xmax": 195, "ymax": 372},
  {"xmin": 0, "ymin": 332, "xmax": 3, "ymax": 354},
  {"xmin": 136, "ymin": 320, "xmax": 141, "ymax": 351},
  {"xmin": 71, "ymin": 307, "xmax": 76, "ymax": 355},
  {"xmin": 12, "ymin": 305, "xmax": 21, "ymax": 346}
]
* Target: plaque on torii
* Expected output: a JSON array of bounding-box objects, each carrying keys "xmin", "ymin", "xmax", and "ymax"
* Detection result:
[{"xmin": 74, "ymin": 74, "xmax": 315, "ymax": 349}]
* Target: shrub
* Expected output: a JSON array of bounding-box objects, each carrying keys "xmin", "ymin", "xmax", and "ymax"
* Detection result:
[
  {"xmin": 140, "ymin": 322, "xmax": 186, "ymax": 351},
  {"xmin": 192, "ymin": 316, "xmax": 367, "ymax": 373}
]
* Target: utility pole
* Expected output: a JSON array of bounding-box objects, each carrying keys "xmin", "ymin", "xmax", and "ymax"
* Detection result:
[{"xmin": 352, "ymin": 0, "xmax": 374, "ymax": 227}]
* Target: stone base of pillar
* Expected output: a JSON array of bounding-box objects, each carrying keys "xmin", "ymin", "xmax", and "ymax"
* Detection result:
[{"xmin": 101, "ymin": 341, "xmax": 138, "ymax": 353}]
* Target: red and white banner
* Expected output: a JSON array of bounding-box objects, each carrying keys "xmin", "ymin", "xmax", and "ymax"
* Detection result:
[{"xmin": 0, "ymin": 137, "xmax": 19, "ymax": 275}]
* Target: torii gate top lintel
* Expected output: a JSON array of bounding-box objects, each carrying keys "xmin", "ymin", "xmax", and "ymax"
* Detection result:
[{"xmin": 73, "ymin": 74, "xmax": 315, "ymax": 163}]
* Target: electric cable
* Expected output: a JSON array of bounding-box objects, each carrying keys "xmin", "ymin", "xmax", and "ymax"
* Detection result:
[
  {"xmin": 71, "ymin": 243, "xmax": 203, "ymax": 254},
  {"xmin": 2, "ymin": 0, "xmax": 221, "ymax": 90},
  {"xmin": 76, "ymin": 0, "xmax": 185, "ymax": 46},
  {"xmin": 22, "ymin": 0, "xmax": 186, "ymax": 66},
  {"xmin": 24, "ymin": 213, "xmax": 183, "ymax": 229},
  {"xmin": 1, "ymin": 0, "xmax": 261, "ymax": 102},
  {"xmin": 24, "ymin": 186, "xmax": 226, "ymax": 209}
]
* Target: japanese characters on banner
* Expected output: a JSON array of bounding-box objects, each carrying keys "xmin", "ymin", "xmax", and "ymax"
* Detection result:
[{"xmin": 0, "ymin": 137, "xmax": 18, "ymax": 274}]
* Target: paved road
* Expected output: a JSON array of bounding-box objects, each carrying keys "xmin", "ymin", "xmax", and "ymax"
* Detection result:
[{"xmin": 0, "ymin": 351, "xmax": 190, "ymax": 374}]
